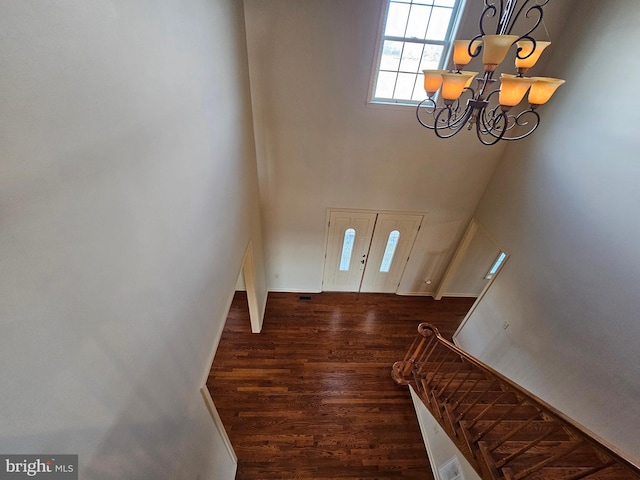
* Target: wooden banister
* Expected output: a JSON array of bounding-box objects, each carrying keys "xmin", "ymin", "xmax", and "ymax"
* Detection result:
[{"xmin": 393, "ymin": 323, "xmax": 640, "ymax": 479}]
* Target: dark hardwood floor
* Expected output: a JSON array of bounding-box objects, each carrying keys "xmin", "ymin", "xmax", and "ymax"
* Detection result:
[{"xmin": 207, "ymin": 292, "xmax": 474, "ymax": 479}]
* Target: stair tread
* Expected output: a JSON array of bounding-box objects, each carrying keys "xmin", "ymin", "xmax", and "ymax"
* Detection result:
[
  {"xmin": 502, "ymin": 464, "xmax": 636, "ymax": 480},
  {"xmin": 460, "ymin": 419, "xmax": 572, "ymax": 442},
  {"xmin": 485, "ymin": 446, "xmax": 609, "ymax": 473},
  {"xmin": 447, "ymin": 404, "xmax": 542, "ymax": 422}
]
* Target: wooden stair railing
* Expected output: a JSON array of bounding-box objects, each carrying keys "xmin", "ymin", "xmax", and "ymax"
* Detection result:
[{"xmin": 393, "ymin": 323, "xmax": 640, "ymax": 480}]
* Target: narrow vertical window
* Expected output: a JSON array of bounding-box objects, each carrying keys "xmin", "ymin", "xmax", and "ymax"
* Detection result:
[
  {"xmin": 485, "ymin": 252, "xmax": 507, "ymax": 280},
  {"xmin": 379, "ymin": 230, "xmax": 400, "ymax": 272},
  {"xmin": 339, "ymin": 228, "xmax": 356, "ymax": 271}
]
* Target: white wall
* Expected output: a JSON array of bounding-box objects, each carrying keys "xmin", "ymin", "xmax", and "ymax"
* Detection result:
[
  {"xmin": 439, "ymin": 221, "xmax": 501, "ymax": 298},
  {"xmin": 244, "ymin": 0, "xmax": 507, "ymax": 294},
  {"xmin": 0, "ymin": 1, "xmax": 266, "ymax": 478},
  {"xmin": 456, "ymin": 0, "xmax": 640, "ymax": 459}
]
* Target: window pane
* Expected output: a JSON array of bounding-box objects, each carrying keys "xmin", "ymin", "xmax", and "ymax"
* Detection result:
[
  {"xmin": 412, "ymin": 74, "xmax": 427, "ymax": 101},
  {"xmin": 374, "ymin": 71, "xmax": 397, "ymax": 98},
  {"xmin": 339, "ymin": 228, "xmax": 356, "ymax": 271},
  {"xmin": 485, "ymin": 252, "xmax": 507, "ymax": 279},
  {"xmin": 399, "ymin": 42, "xmax": 423, "ymax": 72},
  {"xmin": 425, "ymin": 7, "xmax": 452, "ymax": 40},
  {"xmin": 434, "ymin": 0, "xmax": 456, "ymax": 7},
  {"xmin": 385, "ymin": 2, "xmax": 410, "ymax": 37},
  {"xmin": 380, "ymin": 40, "xmax": 403, "ymax": 70},
  {"xmin": 405, "ymin": 5, "xmax": 431, "ymax": 40},
  {"xmin": 394, "ymin": 72, "xmax": 416, "ymax": 99},
  {"xmin": 380, "ymin": 231, "xmax": 400, "ymax": 273},
  {"xmin": 418, "ymin": 43, "xmax": 445, "ymax": 70}
]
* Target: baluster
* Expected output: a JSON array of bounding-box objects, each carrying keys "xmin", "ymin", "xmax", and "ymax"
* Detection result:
[
  {"xmin": 513, "ymin": 440, "xmax": 585, "ymax": 480},
  {"xmin": 495, "ymin": 424, "xmax": 562, "ymax": 469},
  {"xmin": 456, "ymin": 380, "xmax": 499, "ymax": 423},
  {"xmin": 489, "ymin": 408, "xmax": 542, "ymax": 452},
  {"xmin": 473, "ymin": 397, "xmax": 526, "ymax": 442},
  {"xmin": 417, "ymin": 334, "xmax": 437, "ymax": 364},
  {"xmin": 432, "ymin": 350, "xmax": 458, "ymax": 392},
  {"xmin": 437, "ymin": 358, "xmax": 469, "ymax": 399},
  {"xmin": 414, "ymin": 335, "xmax": 438, "ymax": 378},
  {"xmin": 425, "ymin": 346, "xmax": 454, "ymax": 388},
  {"xmin": 466, "ymin": 389, "xmax": 511, "ymax": 429},
  {"xmin": 444, "ymin": 366, "xmax": 475, "ymax": 403},
  {"xmin": 560, "ymin": 460, "xmax": 616, "ymax": 480},
  {"xmin": 450, "ymin": 376, "xmax": 483, "ymax": 411}
]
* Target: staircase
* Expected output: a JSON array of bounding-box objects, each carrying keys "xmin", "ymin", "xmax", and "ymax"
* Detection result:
[{"xmin": 392, "ymin": 323, "xmax": 640, "ymax": 480}]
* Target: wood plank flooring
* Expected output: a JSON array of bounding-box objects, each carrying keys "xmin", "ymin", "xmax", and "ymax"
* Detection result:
[{"xmin": 207, "ymin": 292, "xmax": 474, "ymax": 479}]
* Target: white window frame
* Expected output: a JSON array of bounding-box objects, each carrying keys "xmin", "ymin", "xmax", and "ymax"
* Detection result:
[
  {"xmin": 368, "ymin": 0, "xmax": 467, "ymax": 108},
  {"xmin": 485, "ymin": 251, "xmax": 507, "ymax": 280}
]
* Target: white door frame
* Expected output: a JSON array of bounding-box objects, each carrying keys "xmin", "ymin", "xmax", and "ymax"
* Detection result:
[
  {"xmin": 434, "ymin": 219, "xmax": 479, "ymax": 300},
  {"xmin": 241, "ymin": 242, "xmax": 263, "ymax": 334}
]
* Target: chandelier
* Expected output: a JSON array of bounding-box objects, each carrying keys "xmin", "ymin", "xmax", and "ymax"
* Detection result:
[{"xmin": 416, "ymin": 0, "xmax": 565, "ymax": 145}]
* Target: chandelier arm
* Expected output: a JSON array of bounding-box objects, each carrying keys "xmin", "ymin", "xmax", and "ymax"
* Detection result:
[
  {"xmin": 443, "ymin": 89, "xmax": 477, "ymax": 130},
  {"xmin": 510, "ymin": 3, "xmax": 545, "ymax": 40},
  {"xmin": 468, "ymin": 35, "xmax": 483, "ymax": 59},
  {"xmin": 476, "ymin": 109, "xmax": 509, "ymax": 145},
  {"xmin": 433, "ymin": 106, "xmax": 473, "ymax": 139},
  {"xmin": 515, "ymin": 36, "xmax": 536, "ymax": 60},
  {"xmin": 486, "ymin": 86, "xmax": 500, "ymax": 101},
  {"xmin": 478, "ymin": 93, "xmax": 522, "ymax": 135},
  {"xmin": 416, "ymin": 98, "xmax": 441, "ymax": 130},
  {"xmin": 478, "ymin": 2, "xmax": 499, "ymax": 36},
  {"xmin": 500, "ymin": 109, "xmax": 541, "ymax": 141}
]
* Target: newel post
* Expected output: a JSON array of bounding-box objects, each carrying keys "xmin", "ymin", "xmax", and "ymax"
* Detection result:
[{"xmin": 392, "ymin": 323, "xmax": 436, "ymax": 386}]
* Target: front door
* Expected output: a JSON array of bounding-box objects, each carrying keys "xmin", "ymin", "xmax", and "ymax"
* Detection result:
[
  {"xmin": 322, "ymin": 210, "xmax": 423, "ymax": 293},
  {"xmin": 322, "ymin": 211, "xmax": 377, "ymax": 291},
  {"xmin": 359, "ymin": 213, "xmax": 422, "ymax": 293}
]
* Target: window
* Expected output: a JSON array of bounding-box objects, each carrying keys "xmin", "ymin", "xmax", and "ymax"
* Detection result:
[
  {"xmin": 485, "ymin": 252, "xmax": 507, "ymax": 280},
  {"xmin": 371, "ymin": 0, "xmax": 465, "ymax": 105},
  {"xmin": 379, "ymin": 230, "xmax": 400, "ymax": 273},
  {"xmin": 339, "ymin": 228, "xmax": 356, "ymax": 271}
]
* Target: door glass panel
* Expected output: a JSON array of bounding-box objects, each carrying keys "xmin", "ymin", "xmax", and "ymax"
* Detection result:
[
  {"xmin": 339, "ymin": 228, "xmax": 356, "ymax": 271},
  {"xmin": 379, "ymin": 230, "xmax": 400, "ymax": 272}
]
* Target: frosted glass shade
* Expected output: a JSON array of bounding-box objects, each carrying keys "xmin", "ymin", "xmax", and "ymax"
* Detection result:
[
  {"xmin": 528, "ymin": 77, "xmax": 566, "ymax": 105},
  {"xmin": 499, "ymin": 74, "xmax": 534, "ymax": 107},
  {"xmin": 482, "ymin": 35, "xmax": 519, "ymax": 70},
  {"xmin": 453, "ymin": 40, "xmax": 482, "ymax": 67},
  {"xmin": 441, "ymin": 72, "xmax": 478, "ymax": 101},
  {"xmin": 422, "ymin": 70, "xmax": 445, "ymax": 97},
  {"xmin": 464, "ymin": 71, "xmax": 479, "ymax": 88},
  {"xmin": 515, "ymin": 41, "xmax": 551, "ymax": 70}
]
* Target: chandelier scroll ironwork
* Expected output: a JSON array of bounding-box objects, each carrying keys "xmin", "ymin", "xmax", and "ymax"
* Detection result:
[{"xmin": 416, "ymin": 0, "xmax": 565, "ymax": 146}]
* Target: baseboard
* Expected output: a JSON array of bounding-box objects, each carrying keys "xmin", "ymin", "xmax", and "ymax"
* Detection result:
[
  {"xmin": 396, "ymin": 291, "xmax": 435, "ymax": 297},
  {"xmin": 268, "ymin": 288, "xmax": 323, "ymax": 294},
  {"xmin": 439, "ymin": 292, "xmax": 479, "ymax": 298}
]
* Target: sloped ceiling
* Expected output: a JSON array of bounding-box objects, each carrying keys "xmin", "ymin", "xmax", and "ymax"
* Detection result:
[{"xmin": 243, "ymin": 0, "xmax": 576, "ymax": 292}]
